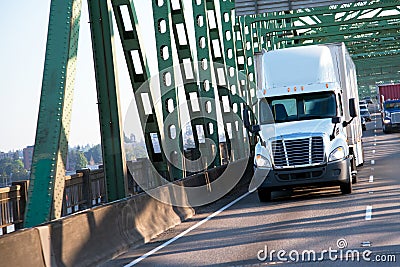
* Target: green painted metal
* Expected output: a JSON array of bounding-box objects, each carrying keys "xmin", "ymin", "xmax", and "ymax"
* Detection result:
[
  {"xmin": 242, "ymin": 0, "xmax": 400, "ymax": 94},
  {"xmin": 87, "ymin": 0, "xmax": 127, "ymax": 201},
  {"xmin": 24, "ymin": 0, "xmax": 82, "ymax": 227},
  {"xmin": 235, "ymin": 15, "xmax": 259, "ymax": 149},
  {"xmin": 218, "ymin": 0, "xmax": 247, "ymax": 159},
  {"xmin": 151, "ymin": 0, "xmax": 184, "ymax": 180},
  {"xmin": 205, "ymin": 0, "xmax": 246, "ymax": 161},
  {"xmin": 111, "ymin": 0, "xmax": 169, "ymax": 181},
  {"xmin": 238, "ymin": 15, "xmax": 259, "ymax": 110},
  {"xmin": 177, "ymin": 0, "xmax": 221, "ymax": 168}
]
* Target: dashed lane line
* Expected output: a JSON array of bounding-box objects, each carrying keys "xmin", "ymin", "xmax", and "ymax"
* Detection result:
[{"xmin": 365, "ymin": 205, "xmax": 373, "ymax": 221}]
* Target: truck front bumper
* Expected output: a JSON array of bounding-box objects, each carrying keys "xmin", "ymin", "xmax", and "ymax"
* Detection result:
[
  {"xmin": 385, "ymin": 122, "xmax": 400, "ymax": 130},
  {"xmin": 255, "ymin": 157, "xmax": 350, "ymax": 190}
]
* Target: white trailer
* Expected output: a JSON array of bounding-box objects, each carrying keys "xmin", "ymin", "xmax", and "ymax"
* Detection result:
[{"xmin": 244, "ymin": 42, "xmax": 364, "ymax": 201}]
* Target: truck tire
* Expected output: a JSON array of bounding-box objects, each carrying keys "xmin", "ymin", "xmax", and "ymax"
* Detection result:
[
  {"xmin": 352, "ymin": 173, "xmax": 357, "ymax": 184},
  {"xmin": 383, "ymin": 124, "xmax": 392, "ymax": 134},
  {"xmin": 341, "ymin": 167, "xmax": 352, "ymax": 194},
  {"xmin": 258, "ymin": 189, "xmax": 272, "ymax": 202}
]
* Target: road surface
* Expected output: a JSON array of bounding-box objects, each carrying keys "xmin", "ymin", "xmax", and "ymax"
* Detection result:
[{"xmin": 103, "ymin": 113, "xmax": 400, "ymax": 266}]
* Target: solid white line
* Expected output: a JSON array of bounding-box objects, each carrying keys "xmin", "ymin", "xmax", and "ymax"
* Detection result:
[
  {"xmin": 365, "ymin": 205, "xmax": 373, "ymax": 221},
  {"xmin": 369, "ymin": 175, "xmax": 374, "ymax": 183},
  {"xmin": 124, "ymin": 191, "xmax": 252, "ymax": 267},
  {"xmin": 371, "ymin": 160, "xmax": 375, "ymax": 165}
]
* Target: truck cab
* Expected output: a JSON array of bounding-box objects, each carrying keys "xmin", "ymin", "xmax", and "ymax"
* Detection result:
[
  {"xmin": 245, "ymin": 43, "xmax": 364, "ymax": 201},
  {"xmin": 382, "ymin": 99, "xmax": 400, "ymax": 133}
]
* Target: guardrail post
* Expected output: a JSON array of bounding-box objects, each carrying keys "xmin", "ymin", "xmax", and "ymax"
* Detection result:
[
  {"xmin": 11, "ymin": 181, "xmax": 29, "ymax": 230},
  {"xmin": 77, "ymin": 169, "xmax": 92, "ymax": 209}
]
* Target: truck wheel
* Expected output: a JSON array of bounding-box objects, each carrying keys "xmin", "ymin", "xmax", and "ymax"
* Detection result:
[
  {"xmin": 383, "ymin": 124, "xmax": 392, "ymax": 134},
  {"xmin": 258, "ymin": 189, "xmax": 272, "ymax": 202},
  {"xmin": 341, "ymin": 167, "xmax": 352, "ymax": 194},
  {"xmin": 352, "ymin": 174, "xmax": 357, "ymax": 184},
  {"xmin": 340, "ymin": 182, "xmax": 352, "ymax": 194}
]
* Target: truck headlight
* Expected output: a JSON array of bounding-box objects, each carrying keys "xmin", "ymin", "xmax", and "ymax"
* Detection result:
[
  {"xmin": 328, "ymin": 146, "xmax": 345, "ymax": 162},
  {"xmin": 383, "ymin": 119, "xmax": 391, "ymax": 124},
  {"xmin": 255, "ymin": 154, "xmax": 271, "ymax": 168}
]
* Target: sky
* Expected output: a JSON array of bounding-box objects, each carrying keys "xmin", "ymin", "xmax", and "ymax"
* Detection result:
[{"xmin": 0, "ymin": 1, "xmax": 151, "ymax": 152}]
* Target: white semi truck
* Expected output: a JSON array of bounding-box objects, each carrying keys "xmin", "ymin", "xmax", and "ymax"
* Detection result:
[{"xmin": 243, "ymin": 43, "xmax": 364, "ymax": 201}]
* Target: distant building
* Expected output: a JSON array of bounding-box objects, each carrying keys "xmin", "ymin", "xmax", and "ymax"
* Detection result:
[
  {"xmin": 0, "ymin": 151, "xmax": 15, "ymax": 160},
  {"xmin": 23, "ymin": 146, "xmax": 34, "ymax": 170}
]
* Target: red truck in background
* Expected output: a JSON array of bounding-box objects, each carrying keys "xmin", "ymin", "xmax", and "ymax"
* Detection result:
[{"xmin": 378, "ymin": 84, "xmax": 400, "ymax": 133}]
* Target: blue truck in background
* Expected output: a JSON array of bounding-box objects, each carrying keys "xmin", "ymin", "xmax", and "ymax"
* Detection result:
[{"xmin": 379, "ymin": 84, "xmax": 400, "ymax": 134}]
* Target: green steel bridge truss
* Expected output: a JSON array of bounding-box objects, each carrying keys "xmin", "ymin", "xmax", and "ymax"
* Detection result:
[
  {"xmin": 25, "ymin": 0, "xmax": 400, "ymax": 226},
  {"xmin": 248, "ymin": 0, "xmax": 400, "ymax": 96}
]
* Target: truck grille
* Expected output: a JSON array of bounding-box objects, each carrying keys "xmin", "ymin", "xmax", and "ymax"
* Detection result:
[
  {"xmin": 272, "ymin": 136, "xmax": 324, "ymax": 167},
  {"xmin": 392, "ymin": 112, "xmax": 400, "ymax": 124}
]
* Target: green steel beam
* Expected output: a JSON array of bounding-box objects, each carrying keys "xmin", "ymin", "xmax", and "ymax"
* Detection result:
[
  {"xmin": 151, "ymin": 0, "xmax": 184, "ymax": 180},
  {"xmin": 181, "ymin": 0, "xmax": 222, "ymax": 168},
  {"xmin": 239, "ymin": 0, "xmax": 400, "ymax": 96},
  {"xmin": 87, "ymin": 0, "xmax": 127, "ymax": 200},
  {"xmin": 251, "ymin": 1, "xmax": 400, "ymax": 21},
  {"xmin": 169, "ymin": 0, "xmax": 218, "ymax": 170},
  {"xmin": 218, "ymin": 0, "xmax": 247, "ymax": 159},
  {"xmin": 238, "ymin": 15, "xmax": 260, "ymax": 147},
  {"xmin": 205, "ymin": 0, "xmax": 246, "ymax": 161},
  {"xmin": 111, "ymin": 0, "xmax": 169, "ymax": 180},
  {"xmin": 24, "ymin": 0, "xmax": 82, "ymax": 227}
]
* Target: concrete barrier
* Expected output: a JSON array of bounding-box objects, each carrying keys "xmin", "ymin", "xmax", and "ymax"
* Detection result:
[
  {"xmin": 0, "ymin": 158, "xmax": 253, "ymax": 267},
  {"xmin": 0, "ymin": 228, "xmax": 45, "ymax": 267}
]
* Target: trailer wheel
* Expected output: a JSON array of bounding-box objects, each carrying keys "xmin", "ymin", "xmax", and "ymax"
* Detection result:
[
  {"xmin": 383, "ymin": 124, "xmax": 392, "ymax": 134},
  {"xmin": 258, "ymin": 189, "xmax": 272, "ymax": 202},
  {"xmin": 341, "ymin": 167, "xmax": 353, "ymax": 194}
]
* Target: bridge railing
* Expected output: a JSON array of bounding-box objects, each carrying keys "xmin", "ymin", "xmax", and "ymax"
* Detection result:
[
  {"xmin": 0, "ymin": 167, "xmax": 108, "ymax": 235},
  {"xmin": 62, "ymin": 168, "xmax": 107, "ymax": 215},
  {"xmin": 0, "ymin": 182, "xmax": 27, "ymax": 235},
  {"xmin": 0, "ymin": 143, "xmax": 231, "ymax": 235}
]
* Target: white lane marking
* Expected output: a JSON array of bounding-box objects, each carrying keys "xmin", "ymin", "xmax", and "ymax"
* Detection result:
[
  {"xmin": 371, "ymin": 160, "xmax": 375, "ymax": 165},
  {"xmin": 369, "ymin": 175, "xmax": 374, "ymax": 183},
  {"xmin": 361, "ymin": 241, "xmax": 371, "ymax": 247},
  {"xmin": 365, "ymin": 206, "xmax": 373, "ymax": 221},
  {"xmin": 372, "ymin": 150, "xmax": 375, "ymax": 154},
  {"xmin": 124, "ymin": 191, "xmax": 252, "ymax": 266}
]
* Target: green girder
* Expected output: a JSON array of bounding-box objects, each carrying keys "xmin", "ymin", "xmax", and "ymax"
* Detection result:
[
  {"xmin": 87, "ymin": 0, "xmax": 127, "ymax": 201},
  {"xmin": 24, "ymin": 0, "xmax": 82, "ymax": 227},
  {"xmin": 111, "ymin": 0, "xmax": 169, "ymax": 181}
]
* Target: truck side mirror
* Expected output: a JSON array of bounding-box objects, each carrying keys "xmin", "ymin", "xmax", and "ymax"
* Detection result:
[
  {"xmin": 243, "ymin": 106, "xmax": 251, "ymax": 130},
  {"xmin": 332, "ymin": 117, "xmax": 341, "ymax": 124},
  {"xmin": 349, "ymin": 98, "xmax": 357, "ymax": 118},
  {"xmin": 252, "ymin": 125, "xmax": 261, "ymax": 133},
  {"xmin": 243, "ymin": 106, "xmax": 260, "ymax": 134}
]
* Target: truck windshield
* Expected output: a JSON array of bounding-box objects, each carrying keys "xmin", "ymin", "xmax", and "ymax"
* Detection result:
[
  {"xmin": 384, "ymin": 102, "xmax": 400, "ymax": 110},
  {"xmin": 259, "ymin": 92, "xmax": 337, "ymax": 124}
]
